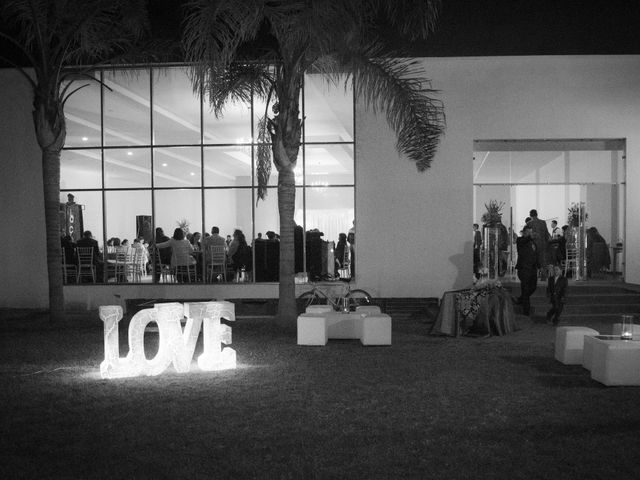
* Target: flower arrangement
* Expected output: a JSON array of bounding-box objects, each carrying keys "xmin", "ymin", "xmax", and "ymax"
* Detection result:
[
  {"xmin": 473, "ymin": 278, "xmax": 502, "ymax": 291},
  {"xmin": 567, "ymin": 202, "xmax": 588, "ymax": 227},
  {"xmin": 176, "ymin": 218, "xmax": 190, "ymax": 234},
  {"xmin": 481, "ymin": 199, "xmax": 505, "ymax": 226}
]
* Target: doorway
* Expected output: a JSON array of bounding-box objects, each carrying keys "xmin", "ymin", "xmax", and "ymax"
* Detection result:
[{"xmin": 473, "ymin": 139, "xmax": 625, "ymax": 282}]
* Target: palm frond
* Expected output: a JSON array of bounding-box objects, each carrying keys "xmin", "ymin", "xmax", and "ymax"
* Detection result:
[{"xmin": 337, "ymin": 41, "xmax": 445, "ymax": 171}]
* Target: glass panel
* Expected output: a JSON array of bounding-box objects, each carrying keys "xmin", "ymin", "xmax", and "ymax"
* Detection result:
[
  {"xmin": 59, "ymin": 189, "xmax": 104, "ymax": 249},
  {"xmin": 203, "ymin": 188, "xmax": 252, "ymax": 238},
  {"xmin": 103, "ymin": 69, "xmax": 150, "ymax": 146},
  {"xmin": 254, "ymin": 186, "xmax": 304, "ymax": 240},
  {"xmin": 304, "ymin": 186, "xmax": 354, "ymax": 248},
  {"xmin": 474, "ymin": 150, "xmax": 620, "ymax": 184},
  {"xmin": 204, "ymin": 146, "xmax": 252, "ymax": 187},
  {"xmin": 153, "ymin": 147, "xmax": 202, "ymax": 188},
  {"xmin": 105, "ymin": 190, "xmax": 152, "ymax": 242},
  {"xmin": 154, "ymin": 189, "xmax": 203, "ymax": 241},
  {"xmin": 63, "ymin": 73, "xmax": 101, "ymax": 147},
  {"xmin": 61, "ymin": 149, "xmax": 102, "ymax": 189},
  {"xmin": 153, "ymin": 68, "xmax": 201, "ymax": 146},
  {"xmin": 104, "ymin": 148, "xmax": 151, "ymax": 188},
  {"xmin": 252, "ymin": 146, "xmax": 303, "ymax": 187},
  {"xmin": 304, "ymin": 74, "xmax": 354, "ymax": 142},
  {"xmin": 305, "ymin": 144, "xmax": 353, "ymax": 185},
  {"xmin": 203, "ymin": 99, "xmax": 251, "ymax": 145}
]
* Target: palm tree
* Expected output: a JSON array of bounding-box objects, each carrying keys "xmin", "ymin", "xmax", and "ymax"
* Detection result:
[
  {"xmin": 183, "ymin": 0, "xmax": 445, "ymax": 328},
  {"xmin": 0, "ymin": 0, "xmax": 150, "ymax": 321}
]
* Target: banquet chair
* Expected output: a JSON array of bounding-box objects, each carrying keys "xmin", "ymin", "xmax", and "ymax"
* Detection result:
[
  {"xmin": 205, "ymin": 245, "xmax": 227, "ymax": 282},
  {"xmin": 61, "ymin": 248, "xmax": 77, "ymax": 284},
  {"xmin": 113, "ymin": 246, "xmax": 130, "ymax": 282},
  {"xmin": 154, "ymin": 247, "xmax": 173, "ymax": 283},
  {"xmin": 76, "ymin": 247, "xmax": 96, "ymax": 283},
  {"xmin": 129, "ymin": 248, "xmax": 146, "ymax": 282},
  {"xmin": 173, "ymin": 250, "xmax": 197, "ymax": 283},
  {"xmin": 563, "ymin": 243, "xmax": 578, "ymax": 278}
]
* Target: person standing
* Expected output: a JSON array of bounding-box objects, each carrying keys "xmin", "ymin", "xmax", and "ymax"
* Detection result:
[
  {"xmin": 473, "ymin": 223, "xmax": 482, "ymax": 279},
  {"xmin": 546, "ymin": 265, "xmax": 568, "ymax": 325},
  {"xmin": 516, "ymin": 224, "xmax": 539, "ymax": 316},
  {"xmin": 527, "ymin": 209, "xmax": 550, "ymax": 274}
]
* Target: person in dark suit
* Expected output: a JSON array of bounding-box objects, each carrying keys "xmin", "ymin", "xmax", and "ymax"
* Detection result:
[
  {"xmin": 515, "ymin": 224, "xmax": 539, "ymax": 316},
  {"xmin": 527, "ymin": 209, "xmax": 550, "ymax": 276},
  {"xmin": 546, "ymin": 265, "xmax": 568, "ymax": 325},
  {"xmin": 76, "ymin": 230, "xmax": 104, "ymax": 280},
  {"xmin": 473, "ymin": 223, "xmax": 482, "ymax": 279}
]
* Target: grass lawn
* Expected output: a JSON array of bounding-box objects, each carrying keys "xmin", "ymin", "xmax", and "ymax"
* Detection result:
[{"xmin": 1, "ymin": 310, "xmax": 639, "ymax": 479}]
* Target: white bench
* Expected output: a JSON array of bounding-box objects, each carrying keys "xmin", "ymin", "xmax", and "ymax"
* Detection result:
[
  {"xmin": 297, "ymin": 307, "xmax": 391, "ymax": 346},
  {"xmin": 554, "ymin": 326, "xmax": 599, "ymax": 365}
]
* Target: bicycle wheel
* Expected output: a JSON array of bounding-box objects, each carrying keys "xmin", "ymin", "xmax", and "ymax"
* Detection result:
[
  {"xmin": 298, "ymin": 290, "xmax": 322, "ymax": 310},
  {"xmin": 347, "ymin": 289, "xmax": 372, "ymax": 310}
]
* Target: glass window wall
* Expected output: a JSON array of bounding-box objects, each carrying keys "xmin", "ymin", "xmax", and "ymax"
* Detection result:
[{"xmin": 61, "ymin": 66, "xmax": 355, "ymax": 283}]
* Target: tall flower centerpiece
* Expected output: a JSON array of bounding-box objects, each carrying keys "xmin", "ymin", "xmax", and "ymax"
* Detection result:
[{"xmin": 480, "ymin": 200, "xmax": 506, "ymax": 279}]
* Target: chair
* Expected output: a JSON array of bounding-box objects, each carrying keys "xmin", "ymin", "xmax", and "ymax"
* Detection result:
[
  {"xmin": 173, "ymin": 250, "xmax": 197, "ymax": 283},
  {"xmin": 129, "ymin": 248, "xmax": 146, "ymax": 282},
  {"xmin": 76, "ymin": 247, "xmax": 96, "ymax": 283},
  {"xmin": 563, "ymin": 243, "xmax": 578, "ymax": 278},
  {"xmin": 61, "ymin": 248, "xmax": 77, "ymax": 284},
  {"xmin": 154, "ymin": 247, "xmax": 173, "ymax": 283},
  {"xmin": 205, "ymin": 245, "xmax": 227, "ymax": 282},
  {"xmin": 113, "ymin": 246, "xmax": 130, "ymax": 282}
]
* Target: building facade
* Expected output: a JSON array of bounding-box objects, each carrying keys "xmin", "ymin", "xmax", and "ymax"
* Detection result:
[{"xmin": 1, "ymin": 55, "xmax": 639, "ymax": 310}]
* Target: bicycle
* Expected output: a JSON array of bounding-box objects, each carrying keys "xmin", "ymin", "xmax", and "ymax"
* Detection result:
[{"xmin": 297, "ymin": 280, "xmax": 373, "ymax": 312}]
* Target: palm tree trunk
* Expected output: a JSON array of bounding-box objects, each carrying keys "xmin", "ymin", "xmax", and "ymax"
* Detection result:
[
  {"xmin": 34, "ymin": 101, "xmax": 66, "ymax": 322},
  {"xmin": 42, "ymin": 148, "xmax": 64, "ymax": 320},
  {"xmin": 276, "ymin": 166, "xmax": 297, "ymax": 328}
]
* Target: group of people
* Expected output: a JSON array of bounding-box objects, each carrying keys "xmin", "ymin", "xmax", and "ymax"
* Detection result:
[
  {"xmin": 152, "ymin": 226, "xmax": 255, "ymax": 282},
  {"xmin": 514, "ymin": 209, "xmax": 567, "ymax": 324}
]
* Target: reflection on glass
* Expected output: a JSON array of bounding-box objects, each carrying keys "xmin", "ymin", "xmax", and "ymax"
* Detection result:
[
  {"xmin": 304, "ymin": 74, "xmax": 354, "ymax": 142},
  {"xmin": 304, "ymin": 144, "xmax": 353, "ymax": 185},
  {"xmin": 153, "ymin": 68, "xmax": 201, "ymax": 145},
  {"xmin": 61, "ymin": 150, "xmax": 102, "ymax": 189},
  {"xmin": 153, "ymin": 147, "xmax": 202, "ymax": 188},
  {"xmin": 154, "ymin": 189, "xmax": 203, "ymax": 240},
  {"xmin": 203, "ymin": 99, "xmax": 251, "ymax": 145},
  {"xmin": 63, "ymin": 73, "xmax": 101, "ymax": 147},
  {"xmin": 204, "ymin": 146, "xmax": 252, "ymax": 187},
  {"xmin": 104, "ymin": 148, "xmax": 151, "ymax": 188},
  {"xmin": 104, "ymin": 69, "xmax": 150, "ymax": 146}
]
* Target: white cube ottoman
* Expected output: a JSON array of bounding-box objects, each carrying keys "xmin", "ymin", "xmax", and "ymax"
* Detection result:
[
  {"xmin": 590, "ymin": 338, "xmax": 640, "ymax": 386},
  {"xmin": 355, "ymin": 305, "xmax": 382, "ymax": 315},
  {"xmin": 306, "ymin": 305, "xmax": 334, "ymax": 314},
  {"xmin": 360, "ymin": 314, "xmax": 392, "ymax": 345},
  {"xmin": 582, "ymin": 335, "xmax": 619, "ymax": 371},
  {"xmin": 555, "ymin": 326, "xmax": 599, "ymax": 365},
  {"xmin": 297, "ymin": 314, "xmax": 328, "ymax": 345}
]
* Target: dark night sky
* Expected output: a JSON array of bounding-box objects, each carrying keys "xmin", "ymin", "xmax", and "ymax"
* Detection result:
[
  {"xmin": 2, "ymin": 0, "xmax": 639, "ymax": 65},
  {"xmin": 402, "ymin": 0, "xmax": 640, "ymax": 56}
]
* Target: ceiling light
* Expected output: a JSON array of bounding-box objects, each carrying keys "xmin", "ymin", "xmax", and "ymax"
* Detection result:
[
  {"xmin": 81, "ymin": 137, "xmax": 88, "ymax": 142},
  {"xmin": 127, "ymin": 151, "xmax": 133, "ymax": 156},
  {"xmin": 190, "ymin": 172, "xmax": 195, "ymax": 176},
  {"xmin": 162, "ymin": 163, "xmax": 168, "ymax": 167}
]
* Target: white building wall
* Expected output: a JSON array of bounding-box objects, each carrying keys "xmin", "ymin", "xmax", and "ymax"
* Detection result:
[
  {"xmin": 356, "ymin": 55, "xmax": 640, "ymax": 298},
  {"xmin": 2, "ymin": 55, "xmax": 640, "ymax": 308}
]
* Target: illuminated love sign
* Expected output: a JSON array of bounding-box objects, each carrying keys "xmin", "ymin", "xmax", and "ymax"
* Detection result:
[{"xmin": 99, "ymin": 301, "xmax": 236, "ymax": 379}]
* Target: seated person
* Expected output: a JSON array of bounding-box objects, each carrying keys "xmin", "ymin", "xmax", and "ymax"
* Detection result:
[{"xmin": 155, "ymin": 228, "xmax": 196, "ymax": 282}]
